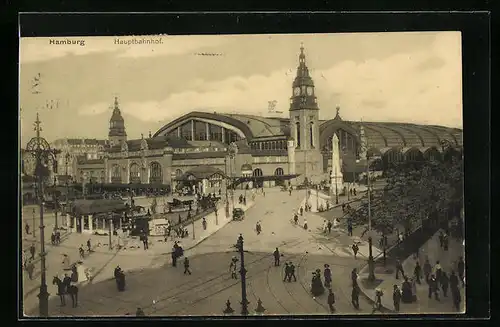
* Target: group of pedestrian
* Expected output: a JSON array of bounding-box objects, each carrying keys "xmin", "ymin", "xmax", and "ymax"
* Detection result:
[
  {"xmin": 171, "ymin": 241, "xmax": 184, "ymax": 267},
  {"xmin": 49, "ymin": 230, "xmax": 61, "ymax": 245},
  {"xmin": 238, "ymin": 194, "xmax": 247, "ymax": 205},
  {"xmin": 283, "ymin": 262, "xmax": 297, "ymax": 282},
  {"xmin": 322, "ymin": 220, "xmax": 333, "ymax": 234},
  {"xmin": 423, "ymin": 256, "xmax": 464, "ymax": 311}
]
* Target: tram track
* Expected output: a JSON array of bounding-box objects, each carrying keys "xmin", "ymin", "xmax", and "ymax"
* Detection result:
[{"xmin": 145, "ymin": 239, "xmax": 309, "ymax": 314}]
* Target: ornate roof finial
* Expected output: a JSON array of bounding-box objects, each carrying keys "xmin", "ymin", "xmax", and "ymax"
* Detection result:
[
  {"xmin": 334, "ymin": 106, "xmax": 342, "ymax": 120},
  {"xmin": 141, "ymin": 133, "xmax": 144, "ymax": 139},
  {"xmin": 299, "ymin": 42, "xmax": 305, "ymax": 61},
  {"xmin": 114, "ymin": 96, "xmax": 119, "ymax": 109}
]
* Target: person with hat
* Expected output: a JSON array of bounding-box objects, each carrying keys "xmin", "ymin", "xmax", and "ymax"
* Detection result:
[
  {"xmin": 230, "ymin": 256, "xmax": 238, "ymax": 279},
  {"xmin": 323, "ymin": 264, "xmax": 332, "ymax": 288},
  {"xmin": 288, "ymin": 262, "xmax": 297, "ymax": 282}
]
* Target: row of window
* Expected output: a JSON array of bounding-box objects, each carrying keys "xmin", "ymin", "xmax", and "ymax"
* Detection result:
[
  {"xmin": 253, "ymin": 156, "xmax": 285, "ymax": 163},
  {"xmin": 167, "ymin": 120, "xmax": 242, "ymax": 144},
  {"xmin": 249, "ymin": 140, "xmax": 287, "ymax": 150}
]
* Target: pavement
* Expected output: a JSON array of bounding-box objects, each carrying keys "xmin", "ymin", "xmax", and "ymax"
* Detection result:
[
  {"xmin": 27, "ymin": 252, "xmax": 377, "ymax": 316},
  {"xmin": 22, "ymin": 185, "xmax": 444, "ymax": 317},
  {"xmin": 21, "ymin": 190, "xmax": 255, "ymax": 315},
  {"xmin": 357, "ymin": 229, "xmax": 466, "ymax": 314}
]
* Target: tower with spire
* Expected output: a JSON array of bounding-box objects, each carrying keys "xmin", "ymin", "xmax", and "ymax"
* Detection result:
[
  {"xmin": 288, "ymin": 44, "xmax": 323, "ymax": 183},
  {"xmin": 108, "ymin": 97, "xmax": 127, "ymax": 147}
]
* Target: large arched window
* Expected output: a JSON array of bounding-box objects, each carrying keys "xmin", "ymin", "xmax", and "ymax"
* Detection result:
[
  {"xmin": 111, "ymin": 164, "xmax": 121, "ymax": 183},
  {"xmin": 405, "ymin": 148, "xmax": 424, "ymax": 162},
  {"xmin": 296, "ymin": 122, "xmax": 301, "ymax": 148},
  {"xmin": 150, "ymin": 162, "xmax": 162, "ymax": 183},
  {"xmin": 310, "ymin": 122, "xmax": 314, "ymax": 148},
  {"xmin": 253, "ymin": 168, "xmax": 263, "ymax": 177},
  {"xmin": 274, "ymin": 167, "xmax": 284, "ymax": 176},
  {"xmin": 180, "ymin": 122, "xmax": 192, "ymax": 141},
  {"xmin": 209, "ymin": 124, "xmax": 223, "ymax": 142},
  {"xmin": 130, "ymin": 163, "xmax": 141, "ymax": 183},
  {"xmin": 194, "ymin": 120, "xmax": 207, "ymax": 141}
]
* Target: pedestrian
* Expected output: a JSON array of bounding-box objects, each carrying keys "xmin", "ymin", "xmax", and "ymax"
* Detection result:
[
  {"xmin": 202, "ymin": 217, "xmax": 207, "ymax": 230},
  {"xmin": 289, "ymin": 262, "xmax": 297, "ymax": 282},
  {"xmin": 342, "ymin": 203, "xmax": 346, "ymax": 213},
  {"xmin": 51, "ymin": 232, "xmax": 56, "ymax": 245},
  {"xmin": 395, "ymin": 259, "xmax": 405, "ymax": 279},
  {"xmin": 136, "ymin": 307, "xmax": 145, "ymax": 316},
  {"xmin": 55, "ymin": 231, "xmax": 61, "ymax": 245},
  {"xmin": 289, "ymin": 188, "xmax": 292, "ymax": 196},
  {"xmin": 351, "ymin": 268, "xmax": 358, "ymax": 287},
  {"xmin": 230, "ymin": 259, "xmax": 238, "ymax": 279},
  {"xmin": 414, "ymin": 261, "xmax": 422, "ymax": 284},
  {"xmin": 352, "ymin": 243, "xmax": 359, "ymax": 259},
  {"xmin": 438, "ymin": 230, "xmax": 444, "ymax": 248},
  {"xmin": 299, "ymin": 207, "xmax": 303, "ymax": 216},
  {"xmin": 457, "ymin": 256, "xmax": 465, "ymax": 286},
  {"xmin": 323, "ymin": 264, "xmax": 332, "ymax": 288},
  {"xmin": 303, "ymin": 219, "xmax": 308, "ymax": 230},
  {"xmin": 79, "ymin": 245, "xmax": 85, "ymax": 259},
  {"xmin": 22, "ymin": 250, "xmax": 28, "ymax": 269},
  {"xmin": 372, "ymin": 289, "xmax": 383, "ymax": 313},
  {"xmin": 25, "ymin": 223, "xmax": 30, "ymax": 235},
  {"xmin": 256, "ymin": 221, "xmax": 262, "ymax": 235},
  {"xmin": 423, "ymin": 258, "xmax": 432, "ymax": 283},
  {"xmin": 393, "ymin": 285, "xmax": 402, "ymax": 312},
  {"xmin": 25, "ymin": 260, "xmax": 34, "ymax": 280},
  {"xmin": 283, "ymin": 262, "xmax": 290, "ymax": 282},
  {"xmin": 434, "ymin": 260, "xmax": 442, "ymax": 283},
  {"xmin": 353, "ymin": 188, "xmax": 357, "ymax": 196},
  {"xmin": 273, "ymin": 248, "xmax": 280, "ymax": 266},
  {"xmin": 29, "ymin": 243, "xmax": 36, "ymax": 260},
  {"xmin": 351, "ymin": 284, "xmax": 360, "ymax": 309},
  {"xmin": 323, "ymin": 220, "xmax": 328, "ymax": 234},
  {"xmin": 327, "ymin": 288, "xmax": 336, "ymax": 313},
  {"xmin": 183, "ymin": 257, "xmax": 192, "ymax": 275},
  {"xmin": 293, "ymin": 214, "xmax": 299, "ymax": 225},
  {"xmin": 449, "ymin": 270, "xmax": 459, "ymax": 291},
  {"xmin": 451, "ymin": 284, "xmax": 461, "ymax": 311},
  {"xmin": 178, "ymin": 214, "xmax": 182, "ymax": 225},
  {"xmin": 327, "ymin": 220, "xmax": 332, "ymax": 234},
  {"xmin": 87, "ymin": 239, "xmax": 92, "ymax": 253},
  {"xmin": 441, "ymin": 271, "xmax": 449, "ymax": 297},
  {"xmin": 171, "ymin": 248, "xmax": 177, "ymax": 267},
  {"xmin": 443, "ymin": 233, "xmax": 449, "ymax": 251},
  {"xmin": 347, "ymin": 222, "xmax": 353, "ymax": 236},
  {"xmin": 428, "ymin": 274, "xmax": 440, "ymax": 301}
]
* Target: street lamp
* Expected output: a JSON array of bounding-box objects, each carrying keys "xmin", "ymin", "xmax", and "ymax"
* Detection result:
[
  {"xmin": 53, "ymin": 176, "xmax": 59, "ymax": 230},
  {"xmin": 357, "ymin": 157, "xmax": 375, "ymax": 282},
  {"xmin": 25, "ymin": 113, "xmax": 61, "ymax": 317},
  {"xmin": 235, "ymin": 234, "xmax": 249, "ymax": 315}
]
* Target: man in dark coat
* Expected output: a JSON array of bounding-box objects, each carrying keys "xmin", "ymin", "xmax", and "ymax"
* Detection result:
[
  {"xmin": 25, "ymin": 223, "xmax": 30, "ymax": 235},
  {"xmin": 273, "ymin": 248, "xmax": 280, "ymax": 266},
  {"xmin": 449, "ymin": 270, "xmax": 459, "ymax": 291},
  {"xmin": 451, "ymin": 284, "xmax": 462, "ymax": 311},
  {"xmin": 428, "ymin": 274, "xmax": 439, "ymax": 300},
  {"xmin": 440, "ymin": 271, "xmax": 449, "ymax": 297},
  {"xmin": 352, "ymin": 243, "xmax": 359, "ymax": 259},
  {"xmin": 25, "ymin": 260, "xmax": 34, "ymax": 280},
  {"xmin": 63, "ymin": 273, "xmax": 72, "ymax": 292},
  {"xmin": 323, "ymin": 264, "xmax": 332, "ymax": 288},
  {"xmin": 171, "ymin": 248, "xmax": 177, "ymax": 267},
  {"xmin": 327, "ymin": 220, "xmax": 333, "ymax": 234},
  {"xmin": 289, "ymin": 262, "xmax": 297, "ymax": 282},
  {"xmin": 351, "ymin": 284, "xmax": 360, "ymax": 309},
  {"xmin": 438, "ymin": 230, "xmax": 444, "ymax": 248},
  {"xmin": 327, "ymin": 288, "xmax": 336, "ymax": 313},
  {"xmin": 283, "ymin": 262, "xmax": 290, "ymax": 282},
  {"xmin": 30, "ymin": 243, "xmax": 36, "ymax": 260},
  {"xmin": 423, "ymin": 258, "xmax": 432, "ymax": 283},
  {"xmin": 351, "ymin": 268, "xmax": 358, "ymax": 287},
  {"xmin": 414, "ymin": 261, "xmax": 422, "ymax": 284},
  {"xmin": 183, "ymin": 257, "xmax": 192, "ymax": 275},
  {"xmin": 393, "ymin": 285, "xmax": 402, "ymax": 312}
]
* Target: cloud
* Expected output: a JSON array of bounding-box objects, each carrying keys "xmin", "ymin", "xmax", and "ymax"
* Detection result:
[
  {"xmin": 72, "ymin": 32, "xmax": 462, "ymax": 130},
  {"xmin": 20, "ymin": 35, "xmax": 230, "ymax": 64},
  {"xmin": 78, "ymin": 102, "xmax": 111, "ymax": 116}
]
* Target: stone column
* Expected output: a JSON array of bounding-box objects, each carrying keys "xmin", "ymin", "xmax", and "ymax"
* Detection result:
[
  {"xmin": 88, "ymin": 215, "xmax": 93, "ymax": 233},
  {"xmin": 221, "ymin": 127, "xmax": 225, "ymax": 143},
  {"xmin": 191, "ymin": 120, "xmax": 195, "ymax": 141},
  {"xmin": 206, "ymin": 123, "xmax": 210, "ymax": 141},
  {"xmin": 177, "ymin": 127, "xmax": 181, "ymax": 138}
]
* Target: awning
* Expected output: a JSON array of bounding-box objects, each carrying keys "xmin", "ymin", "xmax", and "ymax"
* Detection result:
[{"xmin": 71, "ymin": 199, "xmax": 127, "ymax": 216}]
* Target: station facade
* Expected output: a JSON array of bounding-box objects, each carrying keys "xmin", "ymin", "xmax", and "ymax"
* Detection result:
[{"xmin": 75, "ymin": 46, "xmax": 463, "ymax": 193}]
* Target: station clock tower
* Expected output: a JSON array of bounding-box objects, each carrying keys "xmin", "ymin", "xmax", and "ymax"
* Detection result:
[{"xmin": 288, "ymin": 44, "xmax": 323, "ymax": 183}]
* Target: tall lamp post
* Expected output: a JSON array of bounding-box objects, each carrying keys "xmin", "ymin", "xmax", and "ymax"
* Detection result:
[
  {"xmin": 25, "ymin": 113, "xmax": 60, "ymax": 317},
  {"xmin": 235, "ymin": 234, "xmax": 249, "ymax": 315},
  {"xmin": 53, "ymin": 176, "xmax": 59, "ymax": 230},
  {"xmin": 357, "ymin": 157, "xmax": 375, "ymax": 282}
]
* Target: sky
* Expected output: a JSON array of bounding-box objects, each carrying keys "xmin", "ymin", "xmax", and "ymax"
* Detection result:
[{"xmin": 19, "ymin": 32, "xmax": 463, "ymax": 144}]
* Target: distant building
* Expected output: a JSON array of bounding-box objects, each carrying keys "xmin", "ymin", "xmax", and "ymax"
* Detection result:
[
  {"xmin": 76, "ymin": 45, "xmax": 463, "ymax": 194},
  {"xmin": 51, "ymin": 138, "xmax": 109, "ymax": 182}
]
